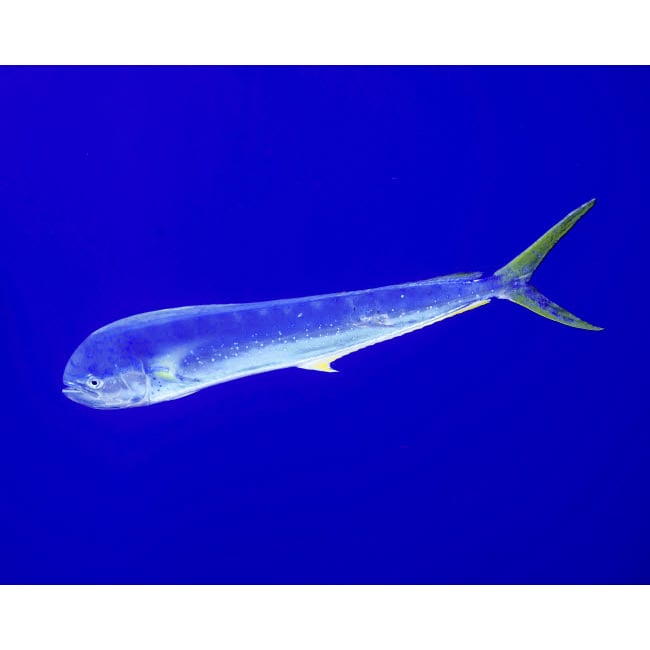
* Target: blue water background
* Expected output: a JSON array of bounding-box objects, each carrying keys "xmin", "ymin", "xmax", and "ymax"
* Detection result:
[{"xmin": 1, "ymin": 67, "xmax": 648, "ymax": 583}]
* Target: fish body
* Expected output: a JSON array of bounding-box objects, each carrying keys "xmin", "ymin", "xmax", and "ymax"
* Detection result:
[{"xmin": 63, "ymin": 200, "xmax": 602, "ymax": 409}]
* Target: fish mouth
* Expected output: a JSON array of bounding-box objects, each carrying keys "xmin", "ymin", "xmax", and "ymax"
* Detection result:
[
  {"xmin": 62, "ymin": 380, "xmax": 100, "ymax": 404},
  {"xmin": 62, "ymin": 379, "xmax": 145, "ymax": 409}
]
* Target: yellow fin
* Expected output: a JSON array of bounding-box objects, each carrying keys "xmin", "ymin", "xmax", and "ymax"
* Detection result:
[
  {"xmin": 297, "ymin": 357, "xmax": 341, "ymax": 373},
  {"xmin": 433, "ymin": 298, "xmax": 490, "ymax": 323}
]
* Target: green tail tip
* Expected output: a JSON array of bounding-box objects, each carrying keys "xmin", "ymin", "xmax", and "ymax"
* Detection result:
[{"xmin": 495, "ymin": 199, "xmax": 603, "ymax": 332}]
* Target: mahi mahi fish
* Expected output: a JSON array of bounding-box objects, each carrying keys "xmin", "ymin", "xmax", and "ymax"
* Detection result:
[{"xmin": 63, "ymin": 200, "xmax": 602, "ymax": 409}]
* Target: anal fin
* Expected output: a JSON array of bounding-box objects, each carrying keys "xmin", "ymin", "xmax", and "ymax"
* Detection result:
[
  {"xmin": 296, "ymin": 356, "xmax": 341, "ymax": 373},
  {"xmin": 295, "ymin": 299, "xmax": 491, "ymax": 373}
]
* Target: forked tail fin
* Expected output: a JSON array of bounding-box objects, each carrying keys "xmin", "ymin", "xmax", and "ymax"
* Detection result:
[{"xmin": 494, "ymin": 199, "xmax": 603, "ymax": 331}]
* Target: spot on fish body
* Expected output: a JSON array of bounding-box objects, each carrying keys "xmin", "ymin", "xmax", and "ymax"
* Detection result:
[{"xmin": 357, "ymin": 313, "xmax": 393, "ymax": 327}]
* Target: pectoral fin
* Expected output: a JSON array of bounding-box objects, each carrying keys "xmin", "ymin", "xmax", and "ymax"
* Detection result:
[
  {"xmin": 150, "ymin": 365, "xmax": 200, "ymax": 383},
  {"xmin": 152, "ymin": 367, "xmax": 177, "ymax": 381}
]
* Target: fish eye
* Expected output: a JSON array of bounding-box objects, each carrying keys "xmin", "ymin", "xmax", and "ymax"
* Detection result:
[{"xmin": 87, "ymin": 376, "xmax": 103, "ymax": 389}]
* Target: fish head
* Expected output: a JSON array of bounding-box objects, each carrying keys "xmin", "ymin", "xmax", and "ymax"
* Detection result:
[{"xmin": 62, "ymin": 328, "xmax": 150, "ymax": 409}]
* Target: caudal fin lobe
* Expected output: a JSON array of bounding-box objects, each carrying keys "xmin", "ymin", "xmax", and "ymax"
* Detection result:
[{"xmin": 494, "ymin": 199, "xmax": 603, "ymax": 331}]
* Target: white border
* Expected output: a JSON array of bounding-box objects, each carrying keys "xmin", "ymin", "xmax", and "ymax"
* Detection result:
[
  {"xmin": 0, "ymin": 0, "xmax": 648, "ymax": 63},
  {"xmin": 0, "ymin": 585, "xmax": 649, "ymax": 649}
]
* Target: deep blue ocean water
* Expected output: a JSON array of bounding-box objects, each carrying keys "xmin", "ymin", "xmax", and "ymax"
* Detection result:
[{"xmin": 0, "ymin": 67, "xmax": 648, "ymax": 584}]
